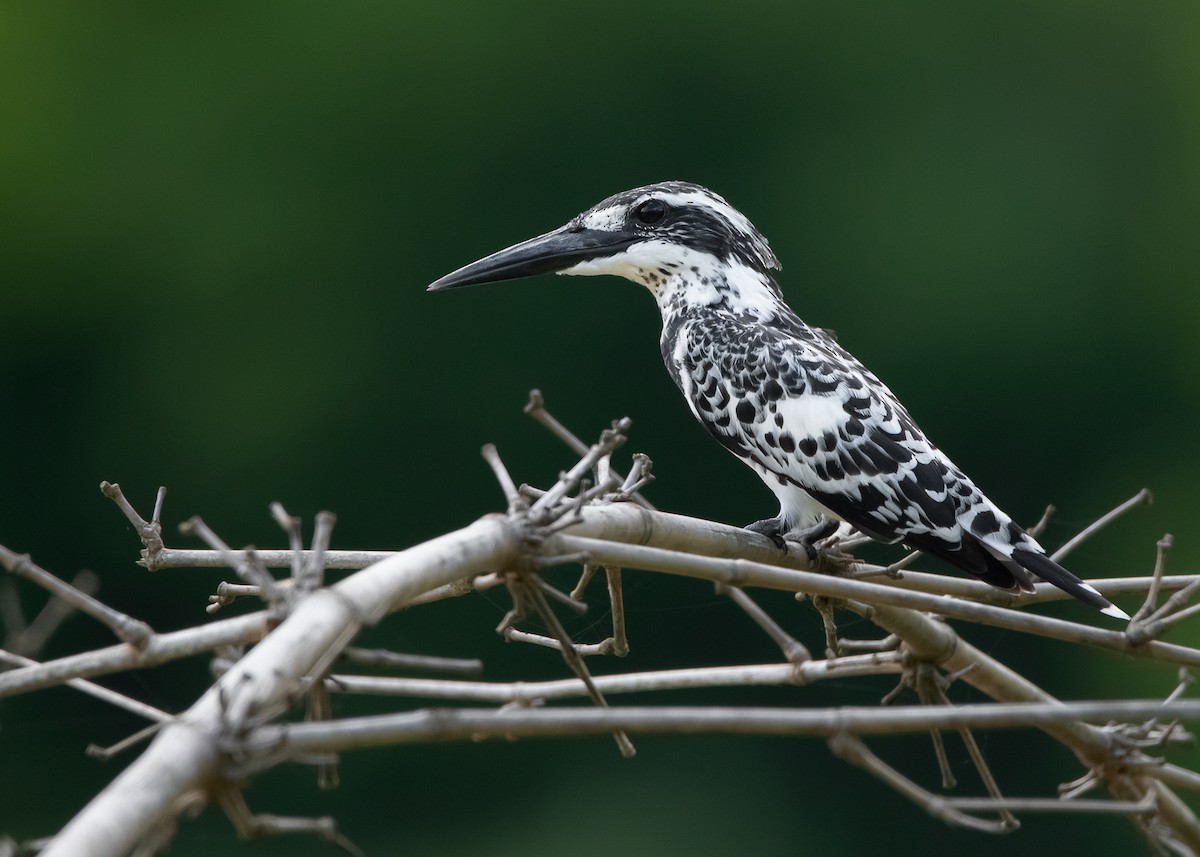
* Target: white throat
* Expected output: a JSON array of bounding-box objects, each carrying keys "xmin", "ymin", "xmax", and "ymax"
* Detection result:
[{"xmin": 561, "ymin": 241, "xmax": 786, "ymax": 323}]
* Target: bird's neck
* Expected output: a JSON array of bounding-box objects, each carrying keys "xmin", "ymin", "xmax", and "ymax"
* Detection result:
[{"xmin": 650, "ymin": 257, "xmax": 792, "ymax": 327}]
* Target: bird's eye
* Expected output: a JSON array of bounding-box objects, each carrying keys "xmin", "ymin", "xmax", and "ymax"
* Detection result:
[{"xmin": 633, "ymin": 199, "xmax": 667, "ymax": 226}]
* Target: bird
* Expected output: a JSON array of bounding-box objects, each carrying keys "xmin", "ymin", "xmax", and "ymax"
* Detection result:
[{"xmin": 428, "ymin": 181, "xmax": 1128, "ymax": 620}]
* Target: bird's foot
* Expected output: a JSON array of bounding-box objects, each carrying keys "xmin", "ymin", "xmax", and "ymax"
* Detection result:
[
  {"xmin": 745, "ymin": 516, "xmax": 789, "ymax": 551},
  {"xmin": 794, "ymin": 518, "xmax": 840, "ymax": 564},
  {"xmin": 745, "ymin": 517, "xmax": 842, "ymax": 564}
]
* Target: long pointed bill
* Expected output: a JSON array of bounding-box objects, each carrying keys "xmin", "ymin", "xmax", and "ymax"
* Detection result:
[{"xmin": 427, "ymin": 225, "xmax": 639, "ymax": 291}]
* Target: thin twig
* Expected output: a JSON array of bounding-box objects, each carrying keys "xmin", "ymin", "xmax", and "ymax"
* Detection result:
[
  {"xmin": 327, "ymin": 655, "xmax": 904, "ymax": 702},
  {"xmin": 481, "ymin": 444, "xmax": 523, "ymax": 512},
  {"xmin": 548, "ymin": 534, "xmax": 1200, "ymax": 668},
  {"xmin": 216, "ymin": 787, "xmax": 363, "ymax": 857},
  {"xmin": 340, "ymin": 647, "xmax": 483, "ymax": 677},
  {"xmin": 0, "ymin": 611, "xmax": 270, "ymax": 698},
  {"xmin": 100, "ymin": 482, "xmax": 166, "ymax": 569},
  {"xmin": 0, "ymin": 546, "xmax": 154, "ymax": 649},
  {"xmin": 519, "ymin": 574, "xmax": 635, "ymax": 757},
  {"xmin": 1050, "ymin": 488, "xmax": 1153, "ymax": 562},
  {"xmin": 178, "ymin": 517, "xmax": 281, "ymax": 602},
  {"xmin": 605, "ymin": 566, "xmax": 629, "ymax": 657},
  {"xmin": 146, "ymin": 548, "xmax": 395, "ymax": 571},
  {"xmin": 249, "ymin": 699, "xmax": 1200, "ymax": 754},
  {"xmin": 503, "ymin": 628, "xmax": 619, "ymax": 656},
  {"xmin": 524, "ymin": 390, "xmax": 655, "ymax": 510},
  {"xmin": 829, "ymin": 731, "xmax": 1012, "ymax": 833},
  {"xmin": 943, "ymin": 795, "xmax": 1155, "ymax": 814},
  {"xmin": 0, "ymin": 649, "xmax": 171, "ymax": 723},
  {"xmin": 303, "ymin": 511, "xmax": 337, "ymax": 594},
  {"xmin": 1027, "ymin": 504, "xmax": 1056, "ymax": 539},
  {"xmin": 270, "ymin": 502, "xmax": 305, "ymax": 583},
  {"xmin": 717, "ymin": 583, "xmax": 811, "ymax": 663},
  {"xmin": 6, "ymin": 569, "xmax": 100, "ymax": 656},
  {"xmin": 570, "ymin": 563, "xmax": 600, "ymax": 600}
]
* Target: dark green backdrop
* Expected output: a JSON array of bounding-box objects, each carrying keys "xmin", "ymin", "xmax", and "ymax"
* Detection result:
[{"xmin": 2, "ymin": 3, "xmax": 1198, "ymax": 855}]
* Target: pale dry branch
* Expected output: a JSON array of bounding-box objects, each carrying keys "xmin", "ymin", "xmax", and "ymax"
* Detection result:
[
  {"xmin": 339, "ymin": 647, "xmax": 483, "ymax": 677},
  {"xmin": 302, "ymin": 511, "xmax": 336, "ymax": 594},
  {"xmin": 147, "ymin": 548, "xmax": 395, "ymax": 572},
  {"xmin": 0, "ymin": 546, "xmax": 153, "ymax": 649},
  {"xmin": 1050, "ymin": 488, "xmax": 1153, "ymax": 562},
  {"xmin": 604, "ymin": 565, "xmax": 629, "ymax": 657},
  {"xmin": 42, "ymin": 515, "xmax": 523, "ymax": 857},
  {"xmin": 269, "ymin": 502, "xmax": 305, "ymax": 582},
  {"xmin": 1027, "ymin": 503, "xmax": 1056, "ymax": 539},
  {"xmin": 718, "ymin": 583, "xmax": 812, "ymax": 663},
  {"xmin": 546, "ymin": 530, "xmax": 1200, "ymax": 668},
  {"xmin": 178, "ymin": 517, "xmax": 281, "ymax": 604},
  {"xmin": 0, "ymin": 649, "xmax": 170, "ymax": 723},
  {"xmin": 502, "ymin": 627, "xmax": 620, "ymax": 656},
  {"xmin": 828, "ymin": 731, "xmax": 1013, "ymax": 833},
  {"xmin": 3, "ymin": 569, "xmax": 99, "ymax": 656},
  {"xmin": 101, "ymin": 482, "xmax": 166, "ymax": 569},
  {"xmin": 944, "ymin": 795, "xmax": 1155, "ymax": 814},
  {"xmin": 0, "ymin": 611, "xmax": 269, "ymax": 698},
  {"xmin": 480, "ymin": 443, "xmax": 524, "ymax": 512},
  {"xmin": 216, "ymin": 787, "xmax": 362, "ymax": 856},
  {"xmin": 525, "ymin": 389, "xmax": 655, "ymax": 510},
  {"xmin": 243, "ymin": 700, "xmax": 1200, "ymax": 754},
  {"xmin": 11, "ymin": 408, "xmax": 1198, "ymax": 857},
  {"xmin": 325, "ymin": 655, "xmax": 904, "ymax": 703}
]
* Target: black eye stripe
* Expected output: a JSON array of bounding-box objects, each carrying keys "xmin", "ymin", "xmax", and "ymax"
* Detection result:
[{"xmin": 633, "ymin": 199, "xmax": 667, "ymax": 225}]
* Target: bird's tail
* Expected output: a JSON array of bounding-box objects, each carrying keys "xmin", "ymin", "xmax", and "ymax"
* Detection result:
[{"xmin": 1010, "ymin": 547, "xmax": 1129, "ymax": 620}]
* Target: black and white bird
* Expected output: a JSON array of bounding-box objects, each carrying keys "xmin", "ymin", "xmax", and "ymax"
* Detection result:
[{"xmin": 429, "ymin": 181, "xmax": 1127, "ymax": 620}]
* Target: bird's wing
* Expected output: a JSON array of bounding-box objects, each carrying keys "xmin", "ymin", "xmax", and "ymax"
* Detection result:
[
  {"xmin": 674, "ymin": 315, "xmax": 1123, "ymax": 615},
  {"xmin": 678, "ymin": 317, "xmax": 1037, "ymax": 587}
]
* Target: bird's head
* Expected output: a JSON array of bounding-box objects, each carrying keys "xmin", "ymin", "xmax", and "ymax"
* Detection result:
[{"xmin": 428, "ymin": 182, "xmax": 781, "ymax": 308}]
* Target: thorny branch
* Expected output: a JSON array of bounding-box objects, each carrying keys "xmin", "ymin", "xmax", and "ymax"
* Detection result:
[{"xmin": 2, "ymin": 391, "xmax": 1199, "ymax": 857}]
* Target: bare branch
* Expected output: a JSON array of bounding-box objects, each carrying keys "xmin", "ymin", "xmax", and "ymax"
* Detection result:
[
  {"xmin": 0, "ymin": 611, "xmax": 269, "ymax": 698},
  {"xmin": 1050, "ymin": 488, "xmax": 1153, "ymax": 562},
  {"xmin": 148, "ymin": 548, "xmax": 395, "ymax": 572},
  {"xmin": 269, "ymin": 502, "xmax": 305, "ymax": 582},
  {"xmin": 4, "ymin": 569, "xmax": 99, "ymax": 656},
  {"xmin": 0, "ymin": 649, "xmax": 170, "ymax": 722},
  {"xmin": 18, "ymin": 420, "xmax": 1194, "ymax": 856},
  {"xmin": 340, "ymin": 647, "xmax": 483, "ymax": 677},
  {"xmin": 546, "ymin": 531, "xmax": 1200, "ymax": 668},
  {"xmin": 718, "ymin": 583, "xmax": 811, "ymax": 663},
  {"xmin": 245, "ymin": 700, "xmax": 1200, "ymax": 755},
  {"xmin": 41, "ymin": 515, "xmax": 522, "ymax": 857},
  {"xmin": 302, "ymin": 511, "xmax": 336, "ymax": 594},
  {"xmin": 604, "ymin": 566, "xmax": 629, "ymax": 657},
  {"xmin": 100, "ymin": 482, "xmax": 166, "ymax": 569},
  {"xmin": 829, "ymin": 731, "xmax": 1012, "ymax": 833},
  {"xmin": 326, "ymin": 655, "xmax": 903, "ymax": 703},
  {"xmin": 0, "ymin": 546, "xmax": 153, "ymax": 649},
  {"xmin": 178, "ymin": 517, "xmax": 281, "ymax": 602},
  {"xmin": 525, "ymin": 389, "xmax": 656, "ymax": 510},
  {"xmin": 481, "ymin": 443, "xmax": 524, "ymax": 512}
]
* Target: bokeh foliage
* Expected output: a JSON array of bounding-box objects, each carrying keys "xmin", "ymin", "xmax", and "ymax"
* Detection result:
[{"xmin": 1, "ymin": 2, "xmax": 1197, "ymax": 854}]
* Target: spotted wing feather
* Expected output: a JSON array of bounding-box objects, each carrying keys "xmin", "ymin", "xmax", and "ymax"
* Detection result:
[{"xmin": 669, "ymin": 312, "xmax": 1114, "ymax": 610}]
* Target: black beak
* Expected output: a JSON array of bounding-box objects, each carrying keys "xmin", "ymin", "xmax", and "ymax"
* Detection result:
[{"xmin": 427, "ymin": 225, "xmax": 640, "ymax": 291}]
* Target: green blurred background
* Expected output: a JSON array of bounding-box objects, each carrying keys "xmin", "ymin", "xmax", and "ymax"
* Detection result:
[{"xmin": 2, "ymin": 2, "xmax": 1198, "ymax": 854}]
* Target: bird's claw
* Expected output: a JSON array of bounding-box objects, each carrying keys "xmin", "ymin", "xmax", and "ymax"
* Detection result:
[{"xmin": 745, "ymin": 517, "xmax": 789, "ymax": 552}]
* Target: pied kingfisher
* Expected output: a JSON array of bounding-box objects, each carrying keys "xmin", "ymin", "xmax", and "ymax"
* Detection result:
[{"xmin": 429, "ymin": 181, "xmax": 1127, "ymax": 620}]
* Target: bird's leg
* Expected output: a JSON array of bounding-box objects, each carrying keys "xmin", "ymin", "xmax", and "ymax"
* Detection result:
[{"xmin": 745, "ymin": 515, "xmax": 789, "ymax": 551}]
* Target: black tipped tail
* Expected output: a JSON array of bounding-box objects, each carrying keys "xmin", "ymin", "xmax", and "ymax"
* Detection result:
[{"xmin": 1011, "ymin": 548, "xmax": 1129, "ymax": 620}]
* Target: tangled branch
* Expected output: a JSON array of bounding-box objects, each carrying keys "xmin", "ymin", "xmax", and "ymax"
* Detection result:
[{"xmin": 1, "ymin": 390, "xmax": 1197, "ymax": 856}]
